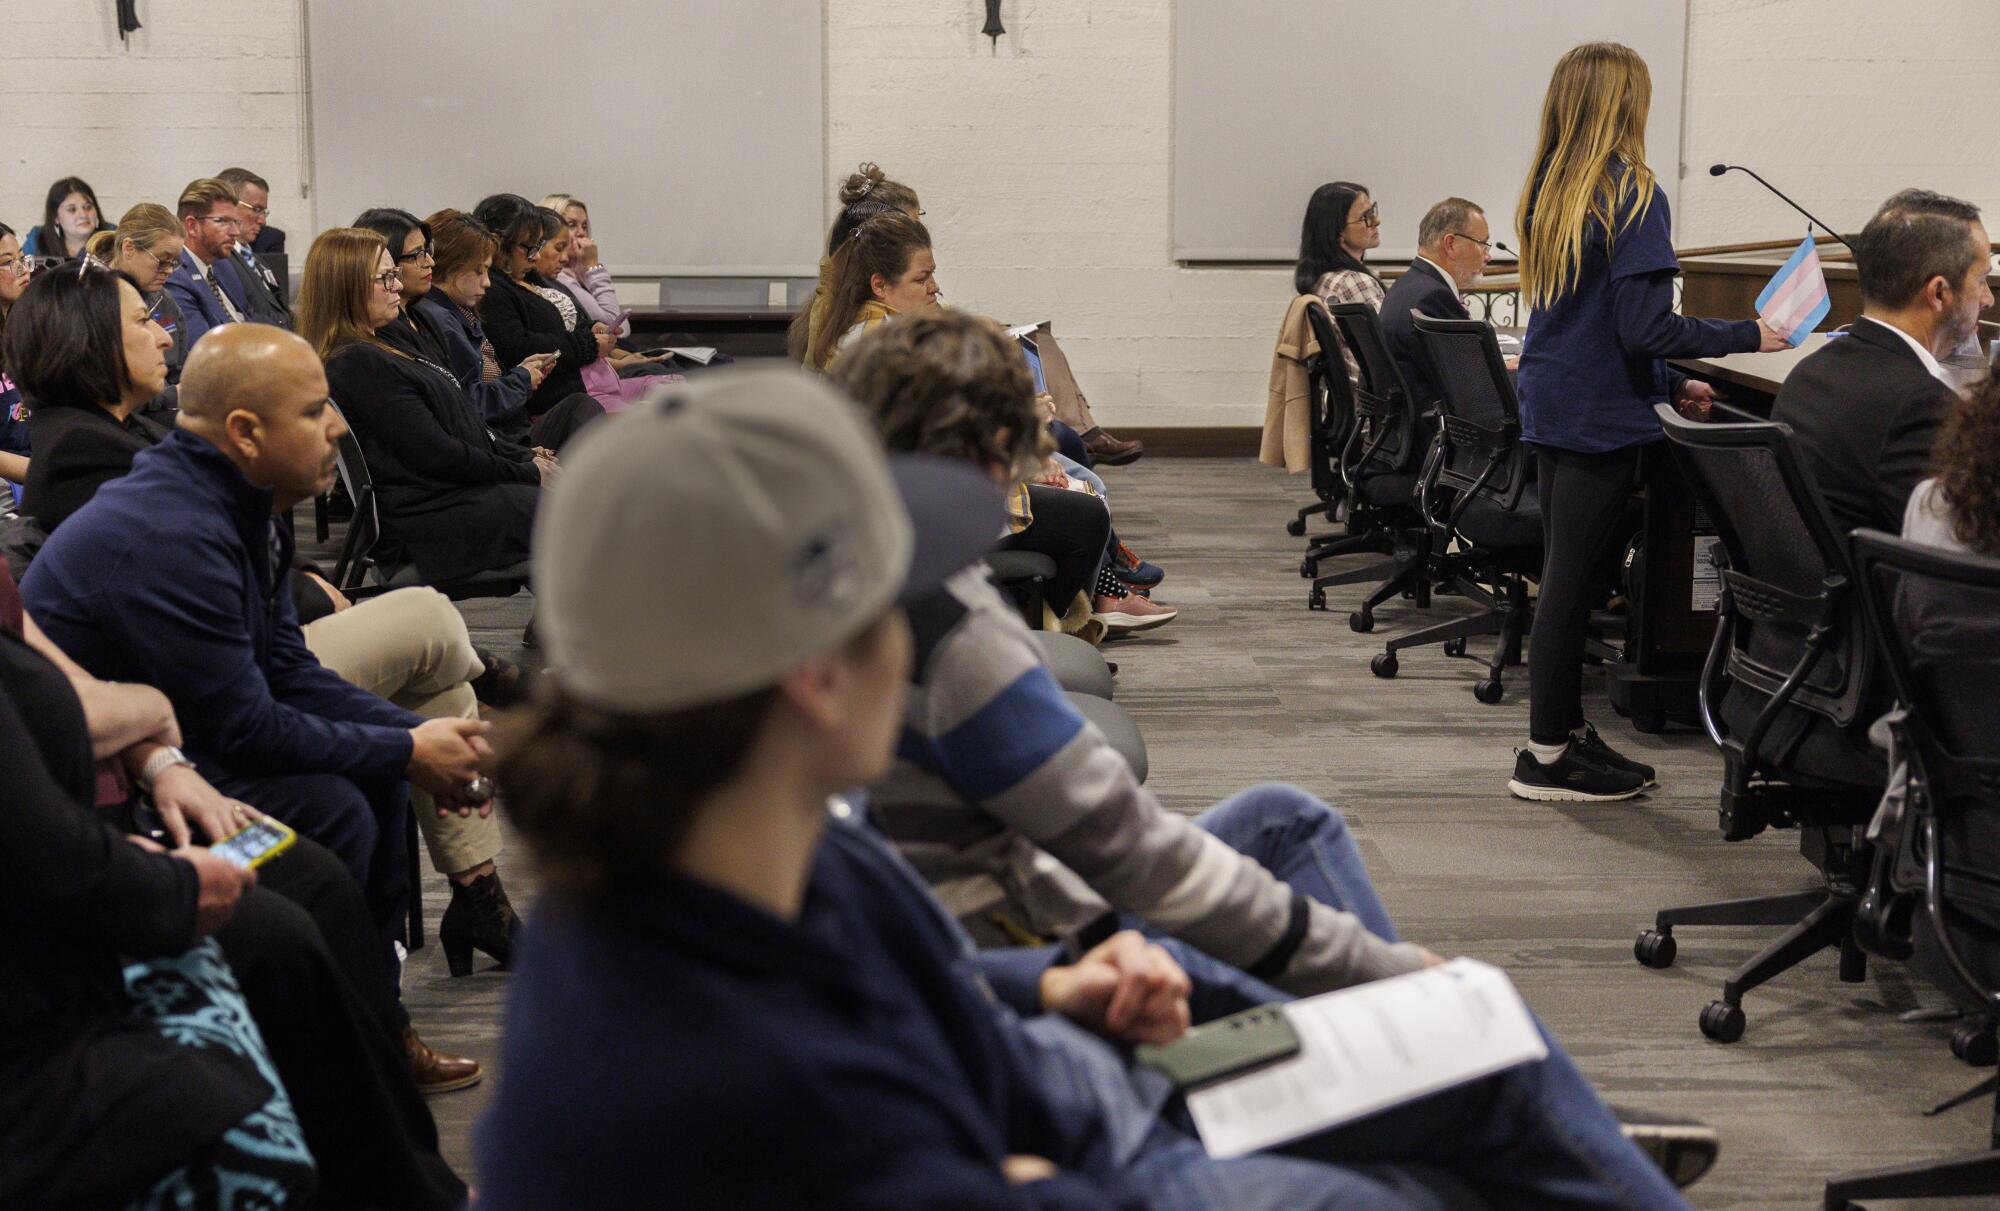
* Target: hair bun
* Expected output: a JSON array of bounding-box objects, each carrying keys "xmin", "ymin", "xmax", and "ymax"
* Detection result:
[{"xmin": 839, "ymin": 162, "xmax": 888, "ymax": 205}]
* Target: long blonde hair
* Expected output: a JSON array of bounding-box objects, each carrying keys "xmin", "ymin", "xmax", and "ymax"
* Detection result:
[
  {"xmin": 1516, "ymin": 42, "xmax": 1656, "ymax": 310},
  {"xmin": 297, "ymin": 227, "xmax": 392, "ymax": 360}
]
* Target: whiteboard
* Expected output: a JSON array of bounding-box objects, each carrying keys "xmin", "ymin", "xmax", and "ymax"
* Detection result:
[
  {"xmin": 1173, "ymin": 1, "xmax": 1688, "ymax": 262},
  {"xmin": 305, "ymin": 0, "xmax": 823, "ymax": 276}
]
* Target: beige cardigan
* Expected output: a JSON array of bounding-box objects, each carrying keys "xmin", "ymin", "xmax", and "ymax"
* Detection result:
[{"xmin": 1259, "ymin": 294, "xmax": 1323, "ymax": 473}]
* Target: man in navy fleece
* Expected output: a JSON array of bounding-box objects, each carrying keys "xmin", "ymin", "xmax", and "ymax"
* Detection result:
[{"xmin": 24, "ymin": 325, "xmax": 490, "ymax": 953}]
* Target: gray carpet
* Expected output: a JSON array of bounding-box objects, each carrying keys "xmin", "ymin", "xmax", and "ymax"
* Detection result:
[{"xmin": 373, "ymin": 456, "xmax": 1992, "ymax": 1209}]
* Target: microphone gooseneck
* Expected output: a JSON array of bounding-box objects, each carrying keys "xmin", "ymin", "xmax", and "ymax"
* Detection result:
[{"xmin": 1709, "ymin": 163, "xmax": 1852, "ymax": 252}]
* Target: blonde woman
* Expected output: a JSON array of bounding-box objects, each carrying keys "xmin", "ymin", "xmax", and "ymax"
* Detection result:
[
  {"xmin": 539, "ymin": 193, "xmax": 628, "ymax": 336},
  {"xmin": 1506, "ymin": 42, "xmax": 1786, "ymax": 803},
  {"xmin": 88, "ymin": 204, "xmax": 189, "ymax": 387}
]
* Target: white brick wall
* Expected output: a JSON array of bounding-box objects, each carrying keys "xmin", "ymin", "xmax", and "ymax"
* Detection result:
[
  {"xmin": 0, "ymin": 1, "xmax": 308, "ymax": 243},
  {"xmin": 8, "ymin": 0, "xmax": 1999, "ymax": 426}
]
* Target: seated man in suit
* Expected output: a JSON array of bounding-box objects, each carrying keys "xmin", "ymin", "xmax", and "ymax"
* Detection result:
[
  {"xmin": 163, "ymin": 178, "xmax": 256, "ymax": 352},
  {"xmin": 1378, "ymin": 196, "xmax": 1496, "ymax": 408},
  {"xmin": 1723, "ymin": 190, "xmax": 1991, "ymax": 778},
  {"xmin": 216, "ymin": 166, "xmax": 291, "ymax": 327},
  {"xmin": 1772, "ymin": 188, "xmax": 1990, "ymax": 538},
  {"xmin": 23, "ymin": 325, "xmax": 491, "ymax": 1007}
]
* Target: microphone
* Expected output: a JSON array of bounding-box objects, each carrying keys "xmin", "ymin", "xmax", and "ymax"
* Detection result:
[{"xmin": 1709, "ymin": 164, "xmax": 1852, "ymax": 252}]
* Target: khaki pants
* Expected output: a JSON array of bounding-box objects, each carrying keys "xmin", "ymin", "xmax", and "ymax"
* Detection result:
[{"xmin": 302, "ymin": 588, "xmax": 500, "ymax": 876}]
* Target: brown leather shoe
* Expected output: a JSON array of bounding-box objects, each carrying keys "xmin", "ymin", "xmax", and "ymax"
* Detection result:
[
  {"xmin": 403, "ymin": 1026, "xmax": 483, "ymax": 1095},
  {"xmin": 1082, "ymin": 427, "xmax": 1144, "ymax": 466}
]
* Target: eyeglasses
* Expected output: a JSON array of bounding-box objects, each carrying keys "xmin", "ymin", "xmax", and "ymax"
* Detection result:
[
  {"xmin": 372, "ymin": 268, "xmax": 404, "ymax": 289},
  {"xmin": 239, "ymin": 202, "xmax": 270, "ymax": 218},
  {"xmin": 515, "ymin": 241, "xmax": 544, "ymax": 257},
  {"xmin": 197, "ymin": 213, "xmax": 243, "ymax": 230},
  {"xmin": 1448, "ymin": 231, "xmax": 1492, "ymax": 250},
  {"xmin": 146, "ymin": 247, "xmax": 181, "ymax": 272},
  {"xmin": 12, "ymin": 254, "xmax": 62, "ymax": 277},
  {"xmin": 1347, "ymin": 205, "xmax": 1381, "ymax": 229},
  {"xmin": 396, "ymin": 243, "xmax": 436, "ymax": 265}
]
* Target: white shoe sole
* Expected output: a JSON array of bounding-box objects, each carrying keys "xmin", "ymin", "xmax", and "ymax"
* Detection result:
[
  {"xmin": 1095, "ymin": 608, "xmax": 1178, "ymax": 633},
  {"xmin": 1506, "ymin": 778, "xmax": 1646, "ymax": 803}
]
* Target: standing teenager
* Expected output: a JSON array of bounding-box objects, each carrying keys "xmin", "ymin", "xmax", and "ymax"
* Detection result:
[{"xmin": 1508, "ymin": 41, "xmax": 1784, "ymax": 802}]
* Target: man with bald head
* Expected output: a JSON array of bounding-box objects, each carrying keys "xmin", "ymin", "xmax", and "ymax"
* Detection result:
[{"xmin": 24, "ymin": 326, "xmax": 489, "ymax": 1087}]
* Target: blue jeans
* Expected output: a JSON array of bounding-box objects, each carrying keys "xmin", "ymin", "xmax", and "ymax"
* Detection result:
[{"xmin": 1118, "ymin": 784, "xmax": 1691, "ymax": 1211}]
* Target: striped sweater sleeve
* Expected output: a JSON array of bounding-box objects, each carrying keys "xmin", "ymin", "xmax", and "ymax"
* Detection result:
[{"xmin": 906, "ymin": 573, "xmax": 1424, "ymax": 993}]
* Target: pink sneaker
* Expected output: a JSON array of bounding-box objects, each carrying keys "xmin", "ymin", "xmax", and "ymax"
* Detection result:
[{"xmin": 1092, "ymin": 593, "xmax": 1178, "ymax": 634}]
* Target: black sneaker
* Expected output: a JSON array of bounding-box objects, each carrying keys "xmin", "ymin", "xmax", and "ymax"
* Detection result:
[
  {"xmin": 1573, "ymin": 723, "xmax": 1658, "ymax": 788},
  {"xmin": 1611, "ymin": 1106, "xmax": 1719, "ymax": 1190},
  {"xmin": 1507, "ymin": 746, "xmax": 1646, "ymax": 802}
]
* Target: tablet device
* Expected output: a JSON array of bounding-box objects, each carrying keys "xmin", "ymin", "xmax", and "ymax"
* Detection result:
[{"xmin": 1018, "ymin": 335, "xmax": 1049, "ymax": 394}]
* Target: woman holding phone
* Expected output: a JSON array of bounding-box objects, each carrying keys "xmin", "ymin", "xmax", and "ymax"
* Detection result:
[
  {"xmin": 473, "ymin": 194, "xmax": 614, "ymax": 446},
  {"xmin": 414, "ymin": 208, "xmax": 559, "ymax": 426},
  {"xmin": 1507, "ymin": 42, "xmax": 1785, "ymax": 803}
]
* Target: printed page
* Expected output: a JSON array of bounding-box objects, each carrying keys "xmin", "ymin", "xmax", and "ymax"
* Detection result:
[{"xmin": 1185, "ymin": 959, "xmax": 1548, "ymax": 1159}]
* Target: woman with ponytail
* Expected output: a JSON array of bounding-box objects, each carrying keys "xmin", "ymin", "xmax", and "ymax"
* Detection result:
[{"xmin": 1505, "ymin": 42, "xmax": 1784, "ymax": 804}]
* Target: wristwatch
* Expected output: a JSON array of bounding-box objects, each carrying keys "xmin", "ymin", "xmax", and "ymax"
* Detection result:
[{"xmin": 137, "ymin": 745, "xmax": 195, "ymax": 790}]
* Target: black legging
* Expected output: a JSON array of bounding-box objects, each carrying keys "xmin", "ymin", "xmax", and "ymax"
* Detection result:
[
  {"xmin": 1527, "ymin": 443, "xmax": 1641, "ymax": 744},
  {"xmin": 997, "ymin": 484, "xmax": 1112, "ymax": 608}
]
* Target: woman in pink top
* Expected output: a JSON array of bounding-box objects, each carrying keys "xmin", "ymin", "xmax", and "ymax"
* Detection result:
[{"xmin": 541, "ymin": 194, "xmax": 627, "ymax": 337}]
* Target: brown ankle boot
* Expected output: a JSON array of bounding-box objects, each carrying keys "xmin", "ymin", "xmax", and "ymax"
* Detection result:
[{"xmin": 403, "ymin": 1026, "xmax": 483, "ymax": 1095}]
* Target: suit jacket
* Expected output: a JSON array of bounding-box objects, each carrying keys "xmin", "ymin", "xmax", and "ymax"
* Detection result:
[
  {"xmin": 250, "ymin": 225, "xmax": 285, "ymax": 256},
  {"xmin": 162, "ymin": 249, "xmax": 256, "ymax": 354},
  {"xmin": 231, "ymin": 245, "xmax": 292, "ymax": 328},
  {"xmin": 22, "ymin": 403, "xmax": 168, "ymax": 533},
  {"xmin": 1379, "ymin": 257, "xmax": 1469, "ymax": 409},
  {"xmin": 1770, "ymin": 317, "xmax": 1958, "ymax": 541}
]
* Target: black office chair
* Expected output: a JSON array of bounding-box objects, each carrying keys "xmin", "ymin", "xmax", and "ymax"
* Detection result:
[
  {"xmin": 1304, "ymin": 304, "xmax": 1430, "ymax": 630},
  {"xmin": 1825, "ymin": 531, "xmax": 2000, "ymax": 1210},
  {"xmin": 1365, "ymin": 316, "xmax": 1540, "ymax": 703},
  {"xmin": 1286, "ymin": 299, "xmax": 1354, "ymax": 541},
  {"xmin": 326, "ymin": 405, "xmax": 531, "ymax": 602},
  {"xmin": 1632, "ymin": 405, "xmax": 1884, "ymax": 1043},
  {"xmin": 984, "ymin": 549, "xmax": 1057, "ymax": 629}
]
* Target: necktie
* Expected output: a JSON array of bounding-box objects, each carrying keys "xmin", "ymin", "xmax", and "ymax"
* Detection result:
[{"xmin": 205, "ymin": 267, "xmax": 243, "ymax": 322}]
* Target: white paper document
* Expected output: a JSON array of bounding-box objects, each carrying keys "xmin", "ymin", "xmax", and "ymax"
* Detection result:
[
  {"xmin": 1005, "ymin": 321, "xmax": 1049, "ymax": 340},
  {"xmin": 661, "ymin": 346, "xmax": 719, "ymax": 365},
  {"xmin": 1184, "ymin": 959, "xmax": 1548, "ymax": 1159}
]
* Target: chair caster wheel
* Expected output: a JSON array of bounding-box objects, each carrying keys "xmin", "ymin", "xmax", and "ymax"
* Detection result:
[
  {"xmin": 1634, "ymin": 929, "xmax": 1676, "ymax": 969},
  {"xmin": 1473, "ymin": 678, "xmax": 1504, "ymax": 704},
  {"xmin": 1443, "ymin": 638, "xmax": 1466, "ymax": 658},
  {"xmin": 1370, "ymin": 652, "xmax": 1399, "ymax": 679},
  {"xmin": 1308, "ymin": 588, "xmax": 1327, "ymax": 611},
  {"xmin": 1632, "ymin": 711, "xmax": 1667, "ymax": 734},
  {"xmin": 1299, "ymin": 560, "xmax": 1315, "ymax": 578},
  {"xmin": 1286, "ymin": 517, "xmax": 1307, "ymax": 537},
  {"xmin": 1952, "ymin": 1024, "xmax": 1999, "ymax": 1067},
  {"xmin": 1699, "ymin": 1000, "xmax": 1745, "ymax": 1043},
  {"xmin": 1350, "ymin": 611, "xmax": 1374, "ymax": 633}
]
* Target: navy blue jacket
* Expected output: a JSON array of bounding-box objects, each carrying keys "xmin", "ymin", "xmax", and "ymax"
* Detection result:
[
  {"xmin": 476, "ymin": 815, "xmax": 1141, "ymax": 1210},
  {"xmin": 162, "ymin": 249, "xmax": 256, "ymax": 355},
  {"xmin": 413, "ymin": 292, "xmax": 536, "ymax": 425},
  {"xmin": 22, "ymin": 429, "xmax": 419, "ymax": 779}
]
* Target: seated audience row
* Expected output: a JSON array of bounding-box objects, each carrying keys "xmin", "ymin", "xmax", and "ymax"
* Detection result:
[
  {"xmin": 1, "ymin": 553, "xmax": 462, "ymax": 1206},
  {"xmin": 807, "ymin": 201, "xmax": 1176, "ymax": 633},
  {"xmin": 476, "ymin": 342, "xmax": 1700, "ymax": 1209}
]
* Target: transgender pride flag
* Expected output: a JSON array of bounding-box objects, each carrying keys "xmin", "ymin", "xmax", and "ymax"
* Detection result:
[{"xmin": 1755, "ymin": 234, "xmax": 1832, "ymax": 347}]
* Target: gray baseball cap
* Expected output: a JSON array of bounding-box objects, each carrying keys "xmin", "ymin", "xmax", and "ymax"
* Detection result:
[{"xmin": 532, "ymin": 368, "xmax": 1002, "ymax": 713}]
